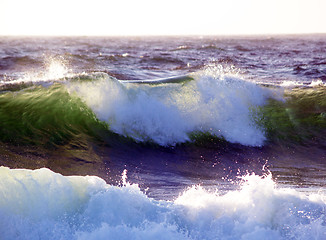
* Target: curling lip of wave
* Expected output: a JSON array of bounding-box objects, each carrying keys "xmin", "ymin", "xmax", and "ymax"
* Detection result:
[
  {"xmin": 66, "ymin": 68, "xmax": 271, "ymax": 147},
  {"xmin": 1, "ymin": 65, "xmax": 324, "ymax": 148}
]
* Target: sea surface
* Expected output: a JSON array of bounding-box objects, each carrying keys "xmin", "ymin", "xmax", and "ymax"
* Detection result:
[{"xmin": 0, "ymin": 35, "xmax": 325, "ymax": 239}]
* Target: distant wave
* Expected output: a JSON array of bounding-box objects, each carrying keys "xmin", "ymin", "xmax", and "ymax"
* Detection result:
[
  {"xmin": 0, "ymin": 56, "xmax": 42, "ymax": 70},
  {"xmin": 140, "ymin": 55, "xmax": 185, "ymax": 65}
]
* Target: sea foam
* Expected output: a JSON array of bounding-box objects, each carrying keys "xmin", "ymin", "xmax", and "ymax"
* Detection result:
[
  {"xmin": 67, "ymin": 65, "xmax": 273, "ymax": 146},
  {"xmin": 0, "ymin": 167, "xmax": 325, "ymax": 240}
]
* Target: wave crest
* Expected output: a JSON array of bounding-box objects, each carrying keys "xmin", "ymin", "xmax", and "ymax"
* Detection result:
[{"xmin": 67, "ymin": 66, "xmax": 272, "ymax": 146}]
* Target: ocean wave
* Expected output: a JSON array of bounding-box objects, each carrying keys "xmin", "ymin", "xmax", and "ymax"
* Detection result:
[
  {"xmin": 0, "ymin": 57, "xmax": 73, "ymax": 86},
  {"xmin": 67, "ymin": 66, "xmax": 272, "ymax": 146},
  {"xmin": 1, "ymin": 65, "xmax": 325, "ymax": 149},
  {"xmin": 140, "ymin": 55, "xmax": 185, "ymax": 65},
  {"xmin": 0, "ymin": 59, "xmax": 325, "ymax": 148},
  {"xmin": 254, "ymin": 86, "xmax": 326, "ymax": 146},
  {"xmin": 0, "ymin": 84, "xmax": 109, "ymax": 148},
  {"xmin": 0, "ymin": 167, "xmax": 325, "ymax": 240}
]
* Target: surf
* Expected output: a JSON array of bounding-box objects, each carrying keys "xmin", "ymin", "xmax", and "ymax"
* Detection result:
[
  {"xmin": 0, "ymin": 167, "xmax": 325, "ymax": 240},
  {"xmin": 66, "ymin": 65, "xmax": 273, "ymax": 147},
  {"xmin": 1, "ymin": 36, "xmax": 326, "ymax": 240},
  {"xmin": 1, "ymin": 62, "xmax": 325, "ymax": 149}
]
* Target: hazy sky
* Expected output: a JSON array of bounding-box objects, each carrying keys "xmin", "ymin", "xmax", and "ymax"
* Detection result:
[{"xmin": 1, "ymin": 0, "xmax": 326, "ymax": 36}]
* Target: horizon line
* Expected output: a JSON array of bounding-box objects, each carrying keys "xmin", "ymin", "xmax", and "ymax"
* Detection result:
[{"xmin": 1, "ymin": 32, "xmax": 326, "ymax": 38}]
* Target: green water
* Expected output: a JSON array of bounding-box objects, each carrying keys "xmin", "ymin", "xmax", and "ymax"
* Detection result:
[{"xmin": 254, "ymin": 87, "xmax": 326, "ymax": 146}]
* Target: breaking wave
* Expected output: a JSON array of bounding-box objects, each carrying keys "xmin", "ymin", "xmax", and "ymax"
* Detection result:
[
  {"xmin": 0, "ymin": 167, "xmax": 325, "ymax": 240},
  {"xmin": 0, "ymin": 62, "xmax": 325, "ymax": 148}
]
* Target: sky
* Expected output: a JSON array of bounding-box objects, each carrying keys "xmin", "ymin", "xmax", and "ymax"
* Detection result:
[{"xmin": 1, "ymin": 0, "xmax": 326, "ymax": 36}]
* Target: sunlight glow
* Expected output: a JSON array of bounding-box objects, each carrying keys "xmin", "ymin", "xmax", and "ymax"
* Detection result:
[{"xmin": 1, "ymin": 0, "xmax": 326, "ymax": 36}]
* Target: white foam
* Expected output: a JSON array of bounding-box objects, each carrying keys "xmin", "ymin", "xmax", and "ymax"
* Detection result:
[
  {"xmin": 0, "ymin": 167, "xmax": 325, "ymax": 240},
  {"xmin": 0, "ymin": 57, "xmax": 72, "ymax": 85},
  {"xmin": 281, "ymin": 79, "xmax": 326, "ymax": 88},
  {"xmin": 67, "ymin": 65, "xmax": 273, "ymax": 146},
  {"xmin": 280, "ymin": 80, "xmax": 304, "ymax": 88},
  {"xmin": 309, "ymin": 79, "xmax": 326, "ymax": 87}
]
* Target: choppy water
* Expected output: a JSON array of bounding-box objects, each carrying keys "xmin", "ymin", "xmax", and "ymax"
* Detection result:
[{"xmin": 0, "ymin": 35, "xmax": 325, "ymax": 239}]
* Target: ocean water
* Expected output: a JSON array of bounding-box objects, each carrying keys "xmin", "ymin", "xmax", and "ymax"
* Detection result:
[{"xmin": 0, "ymin": 35, "xmax": 325, "ymax": 239}]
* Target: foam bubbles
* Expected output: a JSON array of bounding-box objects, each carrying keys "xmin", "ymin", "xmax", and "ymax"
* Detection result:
[
  {"xmin": 67, "ymin": 65, "xmax": 273, "ymax": 146},
  {"xmin": 0, "ymin": 167, "xmax": 325, "ymax": 240}
]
